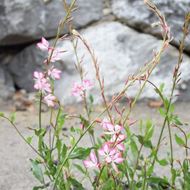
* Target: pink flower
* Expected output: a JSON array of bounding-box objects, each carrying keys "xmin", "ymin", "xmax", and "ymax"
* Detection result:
[
  {"xmin": 48, "ymin": 66, "xmax": 62, "ymax": 80},
  {"xmin": 111, "ymin": 134, "xmax": 126, "ymax": 144},
  {"xmin": 71, "ymin": 79, "xmax": 94, "ymax": 98},
  {"xmin": 101, "ymin": 119, "xmax": 114, "ymax": 131},
  {"xmin": 48, "ymin": 48, "xmax": 62, "ymax": 63},
  {"xmin": 44, "ymin": 94, "xmax": 56, "ymax": 107},
  {"xmin": 33, "ymin": 71, "xmax": 51, "ymax": 93},
  {"xmin": 101, "ymin": 119, "xmax": 123, "ymax": 135},
  {"xmin": 82, "ymin": 79, "xmax": 94, "ymax": 90},
  {"xmin": 37, "ymin": 37, "xmax": 49, "ymax": 51},
  {"xmin": 98, "ymin": 143, "xmax": 117, "ymax": 163},
  {"xmin": 33, "ymin": 71, "xmax": 44, "ymax": 80},
  {"xmin": 110, "ymin": 134, "xmax": 126, "ymax": 151},
  {"xmin": 83, "ymin": 152, "xmax": 99, "ymax": 168},
  {"xmin": 37, "ymin": 37, "xmax": 63, "ymax": 63},
  {"xmin": 111, "ymin": 152, "xmax": 124, "ymax": 164},
  {"xmin": 71, "ymin": 82, "xmax": 84, "ymax": 97},
  {"xmin": 110, "ymin": 152, "xmax": 124, "ymax": 173},
  {"xmin": 99, "ymin": 143, "xmax": 124, "ymax": 172}
]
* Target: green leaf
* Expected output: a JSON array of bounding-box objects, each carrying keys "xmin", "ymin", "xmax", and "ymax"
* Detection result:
[
  {"xmin": 145, "ymin": 121, "xmax": 154, "ymax": 141},
  {"xmin": 33, "ymin": 187, "xmax": 42, "ymax": 190},
  {"xmin": 130, "ymin": 139, "xmax": 138, "ymax": 158},
  {"xmin": 56, "ymin": 113, "xmax": 66, "ymax": 135},
  {"xmin": 158, "ymin": 108, "xmax": 166, "ymax": 117},
  {"xmin": 175, "ymin": 134, "xmax": 185, "ymax": 146},
  {"xmin": 159, "ymin": 83, "xmax": 165, "ymax": 93},
  {"xmin": 68, "ymin": 177, "xmax": 85, "ymax": 190},
  {"xmin": 102, "ymin": 178, "xmax": 115, "ymax": 190},
  {"xmin": 136, "ymin": 135, "xmax": 153, "ymax": 149},
  {"xmin": 9, "ymin": 112, "xmax": 16, "ymax": 123},
  {"xmin": 26, "ymin": 136, "xmax": 33, "ymax": 144},
  {"xmin": 157, "ymin": 158, "xmax": 168, "ymax": 166},
  {"xmin": 56, "ymin": 138, "xmax": 62, "ymax": 160},
  {"xmin": 61, "ymin": 144, "xmax": 67, "ymax": 159},
  {"xmin": 172, "ymin": 116, "xmax": 183, "ymax": 126},
  {"xmin": 32, "ymin": 186, "xmax": 45, "ymax": 190},
  {"xmin": 74, "ymin": 164, "xmax": 86, "ymax": 174},
  {"xmin": 89, "ymin": 94, "xmax": 94, "ymax": 104},
  {"xmin": 70, "ymin": 126, "xmax": 75, "ymax": 133},
  {"xmin": 0, "ymin": 112, "xmax": 4, "ymax": 117},
  {"xmin": 30, "ymin": 160, "xmax": 44, "ymax": 184},
  {"xmin": 147, "ymin": 166, "xmax": 154, "ymax": 176},
  {"xmin": 147, "ymin": 176, "xmax": 169, "ymax": 187},
  {"xmin": 69, "ymin": 147, "xmax": 91, "ymax": 160}
]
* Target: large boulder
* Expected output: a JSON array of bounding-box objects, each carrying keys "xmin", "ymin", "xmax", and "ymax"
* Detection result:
[
  {"xmin": 111, "ymin": 0, "xmax": 190, "ymax": 52},
  {"xmin": 8, "ymin": 22, "xmax": 190, "ymax": 104},
  {"xmin": 0, "ymin": 66, "xmax": 15, "ymax": 100},
  {"xmin": 0, "ymin": 0, "xmax": 103, "ymax": 45}
]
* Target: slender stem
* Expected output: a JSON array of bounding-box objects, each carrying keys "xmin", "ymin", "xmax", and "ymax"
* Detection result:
[
  {"xmin": 1, "ymin": 116, "xmax": 43, "ymax": 158},
  {"xmin": 167, "ymin": 120, "xmax": 174, "ymax": 173},
  {"xmin": 151, "ymin": 12, "xmax": 190, "ymax": 169},
  {"xmin": 51, "ymin": 107, "xmax": 61, "ymax": 150},
  {"xmin": 174, "ymin": 125, "xmax": 188, "ymax": 158},
  {"xmin": 142, "ymin": 160, "xmax": 147, "ymax": 190},
  {"xmin": 122, "ymin": 35, "xmax": 167, "ymax": 126},
  {"xmin": 130, "ymin": 144, "xmax": 143, "ymax": 189},
  {"xmin": 95, "ymin": 165, "xmax": 105, "ymax": 189},
  {"xmin": 47, "ymin": 0, "xmax": 77, "ymax": 65},
  {"xmin": 74, "ymin": 34, "xmax": 114, "ymax": 124},
  {"xmin": 39, "ymin": 92, "xmax": 42, "ymax": 129}
]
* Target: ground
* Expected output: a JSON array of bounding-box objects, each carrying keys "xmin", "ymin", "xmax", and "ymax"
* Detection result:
[{"xmin": 0, "ymin": 101, "xmax": 190, "ymax": 190}]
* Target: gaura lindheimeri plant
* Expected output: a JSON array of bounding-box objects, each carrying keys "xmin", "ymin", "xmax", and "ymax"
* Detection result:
[{"xmin": 1, "ymin": 0, "xmax": 190, "ymax": 189}]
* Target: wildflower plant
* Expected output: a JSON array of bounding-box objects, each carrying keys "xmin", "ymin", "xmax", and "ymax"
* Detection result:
[{"xmin": 1, "ymin": 0, "xmax": 190, "ymax": 190}]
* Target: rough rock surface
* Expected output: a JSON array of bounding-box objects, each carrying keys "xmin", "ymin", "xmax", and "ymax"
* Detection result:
[
  {"xmin": 55, "ymin": 22, "xmax": 190, "ymax": 104},
  {"xmin": 0, "ymin": 0, "xmax": 103, "ymax": 45},
  {"xmin": 0, "ymin": 66, "xmax": 15, "ymax": 100},
  {"xmin": 9, "ymin": 22, "xmax": 190, "ymax": 103},
  {"xmin": 111, "ymin": 0, "xmax": 190, "ymax": 52}
]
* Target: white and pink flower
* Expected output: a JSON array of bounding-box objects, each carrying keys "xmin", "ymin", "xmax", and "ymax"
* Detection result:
[
  {"xmin": 82, "ymin": 79, "xmax": 94, "ymax": 90},
  {"xmin": 71, "ymin": 82, "xmax": 85, "ymax": 98},
  {"xmin": 101, "ymin": 119, "xmax": 123, "ymax": 135},
  {"xmin": 110, "ymin": 134, "xmax": 126, "ymax": 151},
  {"xmin": 71, "ymin": 79, "xmax": 94, "ymax": 98},
  {"xmin": 37, "ymin": 37, "xmax": 63, "ymax": 63},
  {"xmin": 48, "ymin": 48, "xmax": 62, "ymax": 63},
  {"xmin": 44, "ymin": 94, "xmax": 56, "ymax": 107},
  {"xmin": 48, "ymin": 66, "xmax": 62, "ymax": 80},
  {"xmin": 37, "ymin": 37, "xmax": 49, "ymax": 51},
  {"xmin": 83, "ymin": 152, "xmax": 99, "ymax": 168},
  {"xmin": 98, "ymin": 143, "xmax": 124, "ymax": 172},
  {"xmin": 33, "ymin": 71, "xmax": 51, "ymax": 93}
]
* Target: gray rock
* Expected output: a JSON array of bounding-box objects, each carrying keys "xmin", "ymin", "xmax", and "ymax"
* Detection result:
[
  {"xmin": 111, "ymin": 0, "xmax": 190, "ymax": 52},
  {"xmin": 55, "ymin": 22, "xmax": 190, "ymax": 104},
  {"xmin": 8, "ymin": 22, "xmax": 190, "ymax": 104},
  {"xmin": 8, "ymin": 46, "xmax": 47, "ymax": 92},
  {"xmin": 0, "ymin": 0, "xmax": 103, "ymax": 45},
  {"xmin": 0, "ymin": 66, "xmax": 15, "ymax": 100}
]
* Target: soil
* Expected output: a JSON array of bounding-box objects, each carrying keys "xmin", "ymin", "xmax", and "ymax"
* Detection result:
[{"xmin": 0, "ymin": 101, "xmax": 190, "ymax": 190}]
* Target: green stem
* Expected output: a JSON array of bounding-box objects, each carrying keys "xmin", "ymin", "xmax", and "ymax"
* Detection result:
[
  {"xmin": 39, "ymin": 92, "xmax": 42, "ymax": 129},
  {"xmin": 130, "ymin": 144, "xmax": 143, "ymax": 189},
  {"xmin": 1, "ymin": 116, "xmax": 43, "ymax": 158},
  {"xmin": 95, "ymin": 165, "xmax": 105, "ymax": 189},
  {"xmin": 142, "ymin": 160, "xmax": 147, "ymax": 190}
]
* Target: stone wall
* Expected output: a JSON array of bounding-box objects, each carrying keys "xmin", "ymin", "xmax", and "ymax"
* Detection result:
[{"xmin": 0, "ymin": 0, "xmax": 190, "ymax": 103}]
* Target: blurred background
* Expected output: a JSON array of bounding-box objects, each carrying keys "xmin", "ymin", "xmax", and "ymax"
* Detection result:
[{"xmin": 0, "ymin": 0, "xmax": 190, "ymax": 108}]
